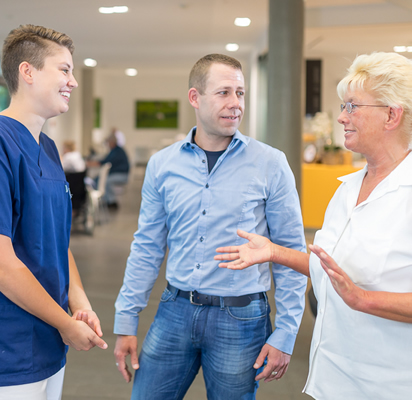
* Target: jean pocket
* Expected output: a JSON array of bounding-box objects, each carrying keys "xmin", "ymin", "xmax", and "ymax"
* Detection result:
[
  {"xmin": 160, "ymin": 287, "xmax": 175, "ymax": 302},
  {"xmin": 226, "ymin": 298, "xmax": 267, "ymax": 321}
]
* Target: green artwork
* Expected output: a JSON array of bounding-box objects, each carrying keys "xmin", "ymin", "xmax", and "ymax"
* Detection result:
[
  {"xmin": 135, "ymin": 100, "xmax": 178, "ymax": 129},
  {"xmin": 94, "ymin": 98, "xmax": 101, "ymax": 128},
  {"xmin": 0, "ymin": 85, "xmax": 10, "ymax": 112}
]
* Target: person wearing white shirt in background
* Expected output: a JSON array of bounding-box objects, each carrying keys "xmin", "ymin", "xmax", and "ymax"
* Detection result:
[{"xmin": 62, "ymin": 140, "xmax": 86, "ymax": 173}]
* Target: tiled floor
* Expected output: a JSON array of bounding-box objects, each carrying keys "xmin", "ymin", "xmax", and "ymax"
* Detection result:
[{"xmin": 63, "ymin": 166, "xmax": 315, "ymax": 400}]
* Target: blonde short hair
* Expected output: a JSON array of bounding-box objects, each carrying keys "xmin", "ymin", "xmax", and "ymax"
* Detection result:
[{"xmin": 337, "ymin": 52, "xmax": 412, "ymax": 140}]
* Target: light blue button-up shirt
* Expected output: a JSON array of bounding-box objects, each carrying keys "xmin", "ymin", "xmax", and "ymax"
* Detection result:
[{"xmin": 114, "ymin": 129, "xmax": 307, "ymax": 354}]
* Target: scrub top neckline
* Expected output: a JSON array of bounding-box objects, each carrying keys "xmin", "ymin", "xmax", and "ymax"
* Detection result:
[
  {"xmin": 0, "ymin": 114, "xmax": 43, "ymax": 147},
  {"xmin": 0, "ymin": 115, "xmax": 45, "ymax": 169}
]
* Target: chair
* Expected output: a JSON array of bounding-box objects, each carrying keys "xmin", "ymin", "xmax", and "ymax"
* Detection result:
[
  {"xmin": 87, "ymin": 162, "xmax": 111, "ymax": 225},
  {"xmin": 65, "ymin": 170, "xmax": 95, "ymax": 235}
]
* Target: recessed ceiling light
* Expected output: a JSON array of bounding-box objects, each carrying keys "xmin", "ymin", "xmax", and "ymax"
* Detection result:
[
  {"xmin": 125, "ymin": 68, "xmax": 138, "ymax": 76},
  {"xmin": 394, "ymin": 46, "xmax": 407, "ymax": 52},
  {"xmin": 99, "ymin": 6, "xmax": 129, "ymax": 14},
  {"xmin": 226, "ymin": 43, "xmax": 239, "ymax": 52},
  {"xmin": 234, "ymin": 18, "xmax": 251, "ymax": 27},
  {"xmin": 84, "ymin": 58, "xmax": 97, "ymax": 67}
]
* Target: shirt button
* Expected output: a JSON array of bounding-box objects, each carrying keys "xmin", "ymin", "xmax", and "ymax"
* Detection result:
[
  {"xmin": 202, "ymin": 210, "xmax": 206, "ymax": 215},
  {"xmin": 205, "ymin": 183, "xmax": 209, "ymax": 188},
  {"xmin": 202, "ymin": 159, "xmax": 206, "ymax": 163},
  {"xmin": 200, "ymin": 237, "xmax": 204, "ymax": 242},
  {"xmin": 191, "ymin": 146, "xmax": 195, "ymax": 149},
  {"xmin": 196, "ymin": 264, "xmax": 200, "ymax": 269}
]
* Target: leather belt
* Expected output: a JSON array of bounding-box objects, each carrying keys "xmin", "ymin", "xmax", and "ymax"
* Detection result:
[{"xmin": 167, "ymin": 283, "xmax": 265, "ymax": 307}]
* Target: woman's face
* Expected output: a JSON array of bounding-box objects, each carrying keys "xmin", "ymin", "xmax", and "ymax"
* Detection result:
[{"xmin": 338, "ymin": 88, "xmax": 389, "ymax": 155}]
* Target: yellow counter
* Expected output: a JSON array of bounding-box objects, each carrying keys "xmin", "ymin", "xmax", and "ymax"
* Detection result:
[{"xmin": 302, "ymin": 164, "xmax": 363, "ymax": 229}]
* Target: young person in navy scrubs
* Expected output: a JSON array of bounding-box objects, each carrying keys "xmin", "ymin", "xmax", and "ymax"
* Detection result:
[{"xmin": 0, "ymin": 25, "xmax": 107, "ymax": 400}]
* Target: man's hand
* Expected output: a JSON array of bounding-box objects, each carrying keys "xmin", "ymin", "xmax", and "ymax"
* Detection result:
[
  {"xmin": 114, "ymin": 335, "xmax": 139, "ymax": 383},
  {"xmin": 254, "ymin": 344, "xmax": 291, "ymax": 382},
  {"xmin": 60, "ymin": 318, "xmax": 108, "ymax": 351},
  {"xmin": 72, "ymin": 309, "xmax": 103, "ymax": 337},
  {"xmin": 215, "ymin": 229, "xmax": 276, "ymax": 270}
]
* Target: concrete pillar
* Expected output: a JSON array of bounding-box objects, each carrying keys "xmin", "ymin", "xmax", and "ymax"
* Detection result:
[
  {"xmin": 267, "ymin": 0, "xmax": 304, "ymax": 194},
  {"xmin": 81, "ymin": 68, "xmax": 94, "ymax": 156}
]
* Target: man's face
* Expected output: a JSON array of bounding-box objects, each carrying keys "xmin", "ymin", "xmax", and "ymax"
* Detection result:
[
  {"xmin": 30, "ymin": 44, "xmax": 78, "ymax": 119},
  {"xmin": 194, "ymin": 63, "xmax": 245, "ymax": 140}
]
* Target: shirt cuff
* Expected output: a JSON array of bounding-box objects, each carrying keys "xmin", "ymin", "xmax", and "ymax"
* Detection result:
[
  {"xmin": 113, "ymin": 313, "xmax": 139, "ymax": 336},
  {"xmin": 265, "ymin": 328, "xmax": 297, "ymax": 355}
]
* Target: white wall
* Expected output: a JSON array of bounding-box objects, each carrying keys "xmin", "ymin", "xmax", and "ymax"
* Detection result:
[{"xmin": 93, "ymin": 69, "xmax": 197, "ymax": 163}]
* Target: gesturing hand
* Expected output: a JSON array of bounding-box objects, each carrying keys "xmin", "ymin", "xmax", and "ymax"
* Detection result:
[
  {"xmin": 309, "ymin": 244, "xmax": 365, "ymax": 310},
  {"xmin": 215, "ymin": 229, "xmax": 275, "ymax": 270}
]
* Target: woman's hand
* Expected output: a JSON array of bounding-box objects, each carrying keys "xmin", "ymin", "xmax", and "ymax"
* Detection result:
[
  {"xmin": 215, "ymin": 229, "xmax": 276, "ymax": 270},
  {"xmin": 72, "ymin": 309, "xmax": 103, "ymax": 337},
  {"xmin": 60, "ymin": 317, "xmax": 108, "ymax": 351},
  {"xmin": 309, "ymin": 244, "xmax": 365, "ymax": 310}
]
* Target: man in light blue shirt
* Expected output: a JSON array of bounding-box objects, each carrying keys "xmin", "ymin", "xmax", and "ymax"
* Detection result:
[{"xmin": 114, "ymin": 54, "xmax": 307, "ymax": 400}]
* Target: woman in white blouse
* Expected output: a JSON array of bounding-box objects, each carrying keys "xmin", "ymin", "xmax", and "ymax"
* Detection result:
[{"xmin": 215, "ymin": 52, "xmax": 412, "ymax": 400}]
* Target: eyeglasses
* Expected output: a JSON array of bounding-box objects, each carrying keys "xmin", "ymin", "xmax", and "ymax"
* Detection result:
[{"xmin": 340, "ymin": 102, "xmax": 389, "ymax": 114}]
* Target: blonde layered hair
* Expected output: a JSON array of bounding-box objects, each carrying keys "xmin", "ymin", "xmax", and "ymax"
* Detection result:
[{"xmin": 337, "ymin": 52, "xmax": 412, "ymax": 141}]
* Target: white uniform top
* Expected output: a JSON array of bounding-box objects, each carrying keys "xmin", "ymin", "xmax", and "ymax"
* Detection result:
[{"xmin": 304, "ymin": 152, "xmax": 412, "ymax": 400}]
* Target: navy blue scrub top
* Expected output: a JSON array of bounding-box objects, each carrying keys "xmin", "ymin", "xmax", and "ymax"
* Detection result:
[{"xmin": 0, "ymin": 116, "xmax": 72, "ymax": 386}]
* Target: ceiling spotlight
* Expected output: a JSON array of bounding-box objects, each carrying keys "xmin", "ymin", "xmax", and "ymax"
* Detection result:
[
  {"xmin": 225, "ymin": 43, "xmax": 239, "ymax": 52},
  {"xmin": 84, "ymin": 58, "xmax": 97, "ymax": 67},
  {"xmin": 234, "ymin": 18, "xmax": 251, "ymax": 27},
  {"xmin": 125, "ymin": 68, "xmax": 138, "ymax": 76},
  {"xmin": 99, "ymin": 6, "xmax": 129, "ymax": 14},
  {"xmin": 394, "ymin": 46, "xmax": 407, "ymax": 53}
]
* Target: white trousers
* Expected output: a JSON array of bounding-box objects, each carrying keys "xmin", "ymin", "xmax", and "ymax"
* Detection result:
[{"xmin": 0, "ymin": 366, "xmax": 65, "ymax": 400}]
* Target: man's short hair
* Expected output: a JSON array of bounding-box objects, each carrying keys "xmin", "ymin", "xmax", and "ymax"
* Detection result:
[
  {"xmin": 189, "ymin": 54, "xmax": 242, "ymax": 94},
  {"xmin": 1, "ymin": 24, "xmax": 74, "ymax": 95}
]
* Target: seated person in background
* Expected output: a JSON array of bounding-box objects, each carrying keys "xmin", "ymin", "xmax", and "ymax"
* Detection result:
[
  {"xmin": 87, "ymin": 133, "xmax": 130, "ymax": 209},
  {"xmin": 62, "ymin": 140, "xmax": 86, "ymax": 173}
]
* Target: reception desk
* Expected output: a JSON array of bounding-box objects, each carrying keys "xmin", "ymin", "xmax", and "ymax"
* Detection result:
[{"xmin": 302, "ymin": 163, "xmax": 363, "ymax": 229}]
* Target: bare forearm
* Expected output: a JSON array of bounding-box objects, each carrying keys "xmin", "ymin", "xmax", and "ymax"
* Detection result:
[
  {"xmin": 0, "ymin": 256, "xmax": 72, "ymax": 332},
  {"xmin": 68, "ymin": 248, "xmax": 92, "ymax": 313},
  {"xmin": 273, "ymin": 244, "xmax": 311, "ymax": 277},
  {"xmin": 356, "ymin": 290, "xmax": 412, "ymax": 323}
]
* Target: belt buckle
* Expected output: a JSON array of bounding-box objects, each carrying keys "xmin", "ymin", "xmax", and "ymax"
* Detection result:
[{"xmin": 189, "ymin": 291, "xmax": 203, "ymax": 306}]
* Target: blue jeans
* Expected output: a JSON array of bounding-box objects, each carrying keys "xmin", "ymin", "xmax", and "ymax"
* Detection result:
[{"xmin": 131, "ymin": 286, "xmax": 272, "ymax": 400}]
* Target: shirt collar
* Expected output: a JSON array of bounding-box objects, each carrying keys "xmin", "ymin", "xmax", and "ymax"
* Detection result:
[
  {"xmin": 338, "ymin": 151, "xmax": 412, "ymax": 196},
  {"xmin": 179, "ymin": 127, "xmax": 250, "ymax": 150}
]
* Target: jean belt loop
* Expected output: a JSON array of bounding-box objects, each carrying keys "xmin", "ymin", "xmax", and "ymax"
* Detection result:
[
  {"xmin": 167, "ymin": 282, "xmax": 179, "ymax": 301},
  {"xmin": 219, "ymin": 296, "xmax": 225, "ymax": 310}
]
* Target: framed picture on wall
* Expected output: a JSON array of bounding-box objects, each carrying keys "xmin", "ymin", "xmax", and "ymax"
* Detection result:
[
  {"xmin": 94, "ymin": 98, "xmax": 101, "ymax": 128},
  {"xmin": 135, "ymin": 100, "xmax": 178, "ymax": 129}
]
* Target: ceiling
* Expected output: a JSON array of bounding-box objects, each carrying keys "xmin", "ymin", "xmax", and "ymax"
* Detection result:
[{"xmin": 1, "ymin": 0, "xmax": 412, "ymax": 74}]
